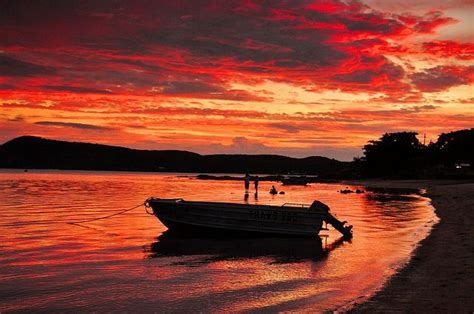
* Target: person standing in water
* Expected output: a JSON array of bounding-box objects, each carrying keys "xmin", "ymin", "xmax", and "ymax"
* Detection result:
[
  {"xmin": 244, "ymin": 173, "xmax": 250, "ymax": 192},
  {"xmin": 254, "ymin": 176, "xmax": 259, "ymax": 193}
]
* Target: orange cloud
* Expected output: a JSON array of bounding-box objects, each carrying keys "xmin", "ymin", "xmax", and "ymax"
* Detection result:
[{"xmin": 0, "ymin": 0, "xmax": 473, "ymax": 159}]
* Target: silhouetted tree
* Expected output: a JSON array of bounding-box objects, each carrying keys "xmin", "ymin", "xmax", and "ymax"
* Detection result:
[
  {"xmin": 435, "ymin": 128, "xmax": 474, "ymax": 167},
  {"xmin": 361, "ymin": 132, "xmax": 424, "ymax": 177}
]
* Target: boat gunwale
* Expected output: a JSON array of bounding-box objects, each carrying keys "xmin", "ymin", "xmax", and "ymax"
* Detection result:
[{"xmin": 147, "ymin": 198, "xmax": 326, "ymax": 214}]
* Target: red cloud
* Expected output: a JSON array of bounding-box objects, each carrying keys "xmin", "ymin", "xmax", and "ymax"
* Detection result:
[
  {"xmin": 413, "ymin": 11, "xmax": 457, "ymax": 33},
  {"xmin": 0, "ymin": 0, "xmax": 466, "ymax": 100},
  {"xmin": 0, "ymin": 0, "xmax": 473, "ymax": 159},
  {"xmin": 305, "ymin": 1, "xmax": 359, "ymax": 14},
  {"xmin": 410, "ymin": 65, "xmax": 474, "ymax": 92},
  {"xmin": 423, "ymin": 40, "xmax": 474, "ymax": 60}
]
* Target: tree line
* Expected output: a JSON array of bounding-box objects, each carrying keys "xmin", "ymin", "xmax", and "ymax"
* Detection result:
[{"xmin": 356, "ymin": 128, "xmax": 474, "ymax": 178}]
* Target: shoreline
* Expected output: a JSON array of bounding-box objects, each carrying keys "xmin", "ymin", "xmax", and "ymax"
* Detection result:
[{"xmin": 347, "ymin": 179, "xmax": 474, "ymax": 313}]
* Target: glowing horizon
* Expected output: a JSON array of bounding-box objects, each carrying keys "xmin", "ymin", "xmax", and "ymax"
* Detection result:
[{"xmin": 1, "ymin": 1, "xmax": 473, "ymax": 161}]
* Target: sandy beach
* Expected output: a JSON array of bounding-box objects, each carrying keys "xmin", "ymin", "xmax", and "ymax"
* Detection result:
[{"xmin": 349, "ymin": 180, "xmax": 474, "ymax": 313}]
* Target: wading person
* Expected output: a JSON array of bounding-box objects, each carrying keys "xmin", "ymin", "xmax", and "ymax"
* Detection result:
[
  {"xmin": 254, "ymin": 176, "xmax": 259, "ymax": 193},
  {"xmin": 244, "ymin": 173, "xmax": 250, "ymax": 192}
]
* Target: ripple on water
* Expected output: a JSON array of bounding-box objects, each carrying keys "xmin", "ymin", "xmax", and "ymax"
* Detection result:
[{"xmin": 0, "ymin": 170, "xmax": 438, "ymax": 312}]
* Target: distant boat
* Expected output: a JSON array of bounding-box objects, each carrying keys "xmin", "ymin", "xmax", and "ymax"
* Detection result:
[
  {"xmin": 280, "ymin": 175, "xmax": 318, "ymax": 185},
  {"xmin": 145, "ymin": 198, "xmax": 352, "ymax": 238},
  {"xmin": 281, "ymin": 177, "xmax": 308, "ymax": 185}
]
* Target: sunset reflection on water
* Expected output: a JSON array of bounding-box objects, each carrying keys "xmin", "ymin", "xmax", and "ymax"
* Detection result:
[{"xmin": 0, "ymin": 170, "xmax": 437, "ymax": 312}]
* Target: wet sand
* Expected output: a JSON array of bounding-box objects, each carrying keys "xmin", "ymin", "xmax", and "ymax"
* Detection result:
[{"xmin": 348, "ymin": 180, "xmax": 474, "ymax": 313}]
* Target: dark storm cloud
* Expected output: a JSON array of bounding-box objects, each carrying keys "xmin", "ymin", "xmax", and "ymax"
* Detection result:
[
  {"xmin": 0, "ymin": 83, "xmax": 14, "ymax": 90},
  {"xmin": 0, "ymin": 55, "xmax": 54, "ymax": 77}
]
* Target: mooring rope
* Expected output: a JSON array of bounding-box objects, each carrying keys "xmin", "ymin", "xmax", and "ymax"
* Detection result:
[{"xmin": 67, "ymin": 202, "xmax": 145, "ymax": 225}]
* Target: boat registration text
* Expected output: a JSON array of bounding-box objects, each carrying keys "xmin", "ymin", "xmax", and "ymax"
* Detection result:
[{"xmin": 249, "ymin": 209, "xmax": 297, "ymax": 222}]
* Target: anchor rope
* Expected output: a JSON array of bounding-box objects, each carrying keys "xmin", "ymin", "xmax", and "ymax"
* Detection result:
[{"xmin": 67, "ymin": 202, "xmax": 146, "ymax": 225}]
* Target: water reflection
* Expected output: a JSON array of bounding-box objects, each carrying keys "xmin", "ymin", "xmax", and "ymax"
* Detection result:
[
  {"xmin": 364, "ymin": 186, "xmax": 423, "ymax": 195},
  {"xmin": 147, "ymin": 231, "xmax": 347, "ymax": 264},
  {"xmin": 0, "ymin": 170, "xmax": 437, "ymax": 312},
  {"xmin": 365, "ymin": 193, "xmax": 420, "ymax": 202}
]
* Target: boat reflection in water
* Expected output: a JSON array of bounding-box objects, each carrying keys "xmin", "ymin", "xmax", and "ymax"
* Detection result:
[{"xmin": 146, "ymin": 230, "xmax": 347, "ymax": 264}]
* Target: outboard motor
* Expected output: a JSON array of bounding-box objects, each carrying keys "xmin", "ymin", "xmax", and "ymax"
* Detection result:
[
  {"xmin": 310, "ymin": 200, "xmax": 353, "ymax": 238},
  {"xmin": 310, "ymin": 200, "xmax": 330, "ymax": 212}
]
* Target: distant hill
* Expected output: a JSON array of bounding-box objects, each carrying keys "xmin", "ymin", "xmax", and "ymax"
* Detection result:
[{"xmin": 0, "ymin": 136, "xmax": 352, "ymax": 176}]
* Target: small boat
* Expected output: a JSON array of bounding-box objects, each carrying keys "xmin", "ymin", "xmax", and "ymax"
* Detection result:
[
  {"xmin": 281, "ymin": 176, "xmax": 311, "ymax": 186},
  {"xmin": 280, "ymin": 175, "xmax": 320, "ymax": 186},
  {"xmin": 145, "ymin": 198, "xmax": 352, "ymax": 238}
]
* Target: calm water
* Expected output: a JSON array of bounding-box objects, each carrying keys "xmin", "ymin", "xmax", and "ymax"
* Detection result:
[{"xmin": 0, "ymin": 170, "xmax": 438, "ymax": 312}]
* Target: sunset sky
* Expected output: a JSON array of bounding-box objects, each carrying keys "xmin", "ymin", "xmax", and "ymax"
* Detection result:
[{"xmin": 1, "ymin": 0, "xmax": 473, "ymax": 160}]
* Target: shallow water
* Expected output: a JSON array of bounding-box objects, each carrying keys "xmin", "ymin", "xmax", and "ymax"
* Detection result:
[{"xmin": 0, "ymin": 170, "xmax": 438, "ymax": 312}]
